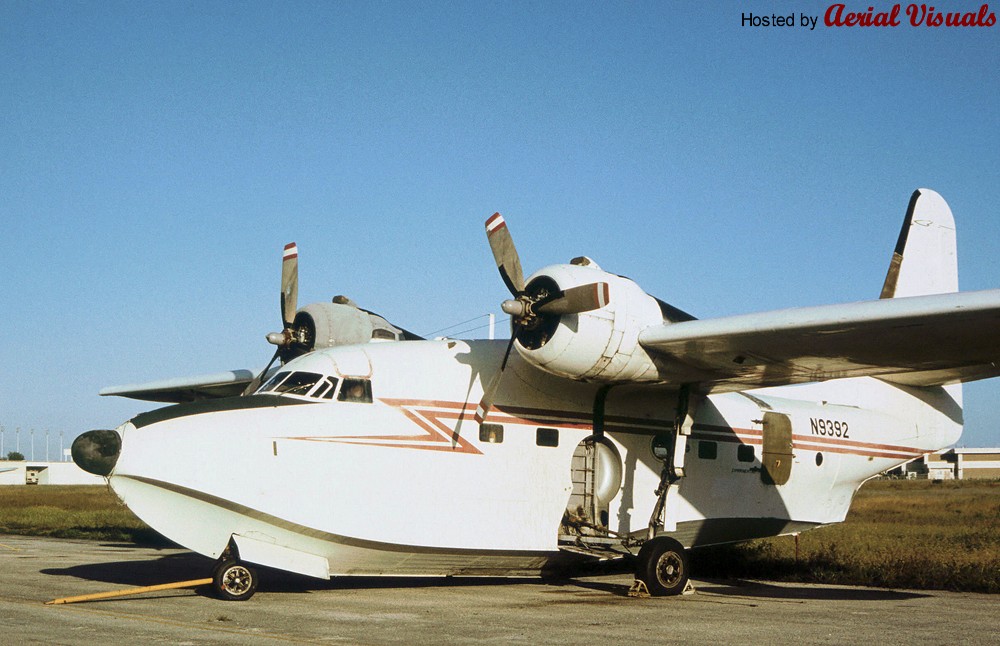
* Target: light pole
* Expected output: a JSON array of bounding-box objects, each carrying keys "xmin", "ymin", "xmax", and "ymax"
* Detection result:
[
  {"xmin": 16, "ymin": 427, "xmax": 20, "ymax": 453},
  {"xmin": 46, "ymin": 430, "xmax": 50, "ymax": 462},
  {"xmin": 1, "ymin": 425, "xmax": 4, "ymax": 458},
  {"xmin": 31, "ymin": 428, "xmax": 35, "ymax": 461}
]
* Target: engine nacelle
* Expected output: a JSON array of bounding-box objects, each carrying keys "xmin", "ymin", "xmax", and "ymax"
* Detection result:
[
  {"xmin": 285, "ymin": 301, "xmax": 412, "ymax": 359},
  {"xmin": 513, "ymin": 263, "xmax": 666, "ymax": 382}
]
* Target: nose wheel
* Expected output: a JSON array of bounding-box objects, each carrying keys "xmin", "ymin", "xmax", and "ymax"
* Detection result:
[{"xmin": 212, "ymin": 559, "xmax": 258, "ymax": 601}]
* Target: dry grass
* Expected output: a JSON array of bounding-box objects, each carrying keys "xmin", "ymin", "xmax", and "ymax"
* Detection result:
[
  {"xmin": 691, "ymin": 479, "xmax": 1000, "ymax": 593},
  {"xmin": 0, "ymin": 485, "xmax": 168, "ymax": 544}
]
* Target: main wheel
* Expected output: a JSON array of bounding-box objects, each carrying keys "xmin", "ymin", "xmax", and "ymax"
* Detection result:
[
  {"xmin": 212, "ymin": 559, "xmax": 258, "ymax": 601},
  {"xmin": 635, "ymin": 537, "xmax": 689, "ymax": 596}
]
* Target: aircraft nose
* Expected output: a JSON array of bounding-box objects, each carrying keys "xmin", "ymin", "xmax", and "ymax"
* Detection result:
[{"xmin": 71, "ymin": 429, "xmax": 122, "ymax": 476}]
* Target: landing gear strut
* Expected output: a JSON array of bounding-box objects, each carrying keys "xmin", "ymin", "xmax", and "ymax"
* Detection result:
[
  {"xmin": 212, "ymin": 559, "xmax": 258, "ymax": 601},
  {"xmin": 633, "ymin": 384, "xmax": 698, "ymax": 596}
]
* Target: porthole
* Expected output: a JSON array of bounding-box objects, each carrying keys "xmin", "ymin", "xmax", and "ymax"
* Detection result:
[
  {"xmin": 479, "ymin": 423, "xmax": 504, "ymax": 444},
  {"xmin": 651, "ymin": 434, "xmax": 671, "ymax": 461},
  {"xmin": 815, "ymin": 452, "xmax": 824, "ymax": 466},
  {"xmin": 536, "ymin": 427, "xmax": 559, "ymax": 447}
]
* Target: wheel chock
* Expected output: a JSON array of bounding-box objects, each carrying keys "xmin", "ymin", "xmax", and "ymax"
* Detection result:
[{"xmin": 627, "ymin": 579, "xmax": 650, "ymax": 598}]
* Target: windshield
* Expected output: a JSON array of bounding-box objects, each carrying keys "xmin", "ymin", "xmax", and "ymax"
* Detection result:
[{"xmin": 257, "ymin": 370, "xmax": 336, "ymax": 397}]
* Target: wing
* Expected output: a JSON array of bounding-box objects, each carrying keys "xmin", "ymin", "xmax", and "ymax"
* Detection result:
[
  {"xmin": 638, "ymin": 289, "xmax": 1000, "ymax": 392},
  {"xmin": 100, "ymin": 369, "xmax": 259, "ymax": 403}
]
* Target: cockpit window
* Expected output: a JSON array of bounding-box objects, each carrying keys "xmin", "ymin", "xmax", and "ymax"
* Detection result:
[
  {"xmin": 257, "ymin": 370, "xmax": 360, "ymax": 402},
  {"xmin": 259, "ymin": 371, "xmax": 292, "ymax": 393},
  {"xmin": 338, "ymin": 378, "xmax": 373, "ymax": 403},
  {"xmin": 271, "ymin": 371, "xmax": 324, "ymax": 395},
  {"xmin": 313, "ymin": 376, "xmax": 340, "ymax": 400},
  {"xmin": 257, "ymin": 370, "xmax": 340, "ymax": 399}
]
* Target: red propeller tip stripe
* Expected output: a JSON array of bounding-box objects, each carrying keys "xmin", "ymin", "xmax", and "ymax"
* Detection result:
[
  {"xmin": 485, "ymin": 213, "xmax": 506, "ymax": 235},
  {"xmin": 597, "ymin": 282, "xmax": 610, "ymax": 308},
  {"xmin": 283, "ymin": 243, "xmax": 298, "ymax": 260}
]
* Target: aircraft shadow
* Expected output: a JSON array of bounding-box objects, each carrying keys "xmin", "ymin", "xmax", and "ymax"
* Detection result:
[
  {"xmin": 41, "ymin": 552, "xmax": 215, "ymax": 588},
  {"xmin": 692, "ymin": 578, "xmax": 930, "ymax": 601},
  {"xmin": 42, "ymin": 552, "xmax": 539, "ymax": 596},
  {"xmin": 42, "ymin": 552, "xmax": 928, "ymax": 602}
]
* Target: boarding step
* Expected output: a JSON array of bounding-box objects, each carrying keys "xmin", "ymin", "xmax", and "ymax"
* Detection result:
[{"xmin": 558, "ymin": 534, "xmax": 637, "ymax": 559}]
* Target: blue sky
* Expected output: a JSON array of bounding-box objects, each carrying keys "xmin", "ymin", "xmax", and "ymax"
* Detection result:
[{"xmin": 1, "ymin": 1, "xmax": 998, "ymax": 455}]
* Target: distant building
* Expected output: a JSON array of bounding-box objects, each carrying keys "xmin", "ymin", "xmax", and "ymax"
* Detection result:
[
  {"xmin": 0, "ymin": 461, "xmax": 104, "ymax": 485},
  {"xmin": 891, "ymin": 448, "xmax": 1000, "ymax": 480}
]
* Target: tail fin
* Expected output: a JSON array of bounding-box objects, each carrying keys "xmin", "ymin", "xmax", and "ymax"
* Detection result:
[
  {"xmin": 879, "ymin": 189, "xmax": 958, "ymax": 299},
  {"xmin": 879, "ymin": 189, "xmax": 963, "ymax": 422}
]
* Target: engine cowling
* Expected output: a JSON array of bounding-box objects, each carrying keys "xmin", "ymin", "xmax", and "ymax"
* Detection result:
[
  {"xmin": 282, "ymin": 301, "xmax": 413, "ymax": 360},
  {"xmin": 512, "ymin": 262, "xmax": 665, "ymax": 382}
]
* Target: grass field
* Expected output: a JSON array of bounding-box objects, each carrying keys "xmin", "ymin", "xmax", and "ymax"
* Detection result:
[
  {"xmin": 0, "ymin": 484, "xmax": 168, "ymax": 545},
  {"xmin": 1, "ymin": 480, "xmax": 997, "ymax": 592},
  {"xmin": 691, "ymin": 478, "xmax": 1000, "ymax": 593}
]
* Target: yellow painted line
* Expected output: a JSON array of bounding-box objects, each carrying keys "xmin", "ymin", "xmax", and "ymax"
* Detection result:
[{"xmin": 0, "ymin": 542, "xmax": 23, "ymax": 551}]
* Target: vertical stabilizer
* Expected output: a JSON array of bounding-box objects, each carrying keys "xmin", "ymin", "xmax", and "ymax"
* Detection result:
[
  {"xmin": 880, "ymin": 189, "xmax": 958, "ymax": 299},
  {"xmin": 879, "ymin": 189, "xmax": 963, "ymax": 416}
]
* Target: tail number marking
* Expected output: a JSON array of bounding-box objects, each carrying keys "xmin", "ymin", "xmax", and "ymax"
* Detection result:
[{"xmin": 810, "ymin": 418, "xmax": 850, "ymax": 438}]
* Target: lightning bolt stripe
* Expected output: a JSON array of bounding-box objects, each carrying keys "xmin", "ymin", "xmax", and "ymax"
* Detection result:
[{"xmin": 284, "ymin": 397, "xmax": 925, "ymax": 461}]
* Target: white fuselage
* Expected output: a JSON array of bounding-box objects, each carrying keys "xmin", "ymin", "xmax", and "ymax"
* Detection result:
[{"xmin": 107, "ymin": 339, "xmax": 962, "ymax": 578}]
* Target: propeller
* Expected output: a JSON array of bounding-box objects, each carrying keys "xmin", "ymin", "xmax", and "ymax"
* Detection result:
[
  {"xmin": 475, "ymin": 214, "xmax": 610, "ymax": 423},
  {"xmin": 243, "ymin": 243, "xmax": 308, "ymax": 395}
]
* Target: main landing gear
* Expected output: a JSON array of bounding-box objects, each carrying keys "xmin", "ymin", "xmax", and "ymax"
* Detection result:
[
  {"xmin": 631, "ymin": 384, "xmax": 698, "ymax": 597},
  {"xmin": 634, "ymin": 536, "xmax": 690, "ymax": 597},
  {"xmin": 212, "ymin": 558, "xmax": 258, "ymax": 601}
]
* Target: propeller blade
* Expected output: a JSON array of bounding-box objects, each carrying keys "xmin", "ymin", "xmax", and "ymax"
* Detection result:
[
  {"xmin": 534, "ymin": 282, "xmax": 610, "ymax": 316},
  {"xmin": 485, "ymin": 213, "xmax": 524, "ymax": 296},
  {"xmin": 281, "ymin": 242, "xmax": 299, "ymax": 327},
  {"xmin": 474, "ymin": 330, "xmax": 519, "ymax": 424}
]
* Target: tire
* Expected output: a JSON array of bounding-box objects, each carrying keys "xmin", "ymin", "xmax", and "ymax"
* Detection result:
[
  {"xmin": 635, "ymin": 537, "xmax": 689, "ymax": 596},
  {"xmin": 212, "ymin": 559, "xmax": 258, "ymax": 601}
]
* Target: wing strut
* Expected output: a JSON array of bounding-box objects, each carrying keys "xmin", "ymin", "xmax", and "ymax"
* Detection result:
[{"xmin": 647, "ymin": 384, "xmax": 699, "ymax": 539}]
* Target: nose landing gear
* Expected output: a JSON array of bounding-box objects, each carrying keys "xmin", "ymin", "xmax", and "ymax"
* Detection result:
[{"xmin": 212, "ymin": 559, "xmax": 258, "ymax": 601}]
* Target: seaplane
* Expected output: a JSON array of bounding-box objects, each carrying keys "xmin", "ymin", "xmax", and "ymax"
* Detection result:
[{"xmin": 74, "ymin": 189, "xmax": 1000, "ymax": 601}]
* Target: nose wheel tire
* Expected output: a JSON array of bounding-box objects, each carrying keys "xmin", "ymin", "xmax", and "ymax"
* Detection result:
[
  {"xmin": 635, "ymin": 537, "xmax": 689, "ymax": 596},
  {"xmin": 212, "ymin": 559, "xmax": 258, "ymax": 601}
]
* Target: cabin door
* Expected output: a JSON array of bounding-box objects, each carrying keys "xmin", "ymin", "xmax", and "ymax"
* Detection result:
[
  {"xmin": 563, "ymin": 437, "xmax": 623, "ymax": 535},
  {"xmin": 761, "ymin": 412, "xmax": 793, "ymax": 485}
]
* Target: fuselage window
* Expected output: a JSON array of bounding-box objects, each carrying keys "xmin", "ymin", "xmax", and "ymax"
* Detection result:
[
  {"xmin": 698, "ymin": 440, "xmax": 717, "ymax": 460},
  {"xmin": 536, "ymin": 427, "xmax": 559, "ymax": 447},
  {"xmin": 651, "ymin": 433, "xmax": 671, "ymax": 461},
  {"xmin": 371, "ymin": 328, "xmax": 396, "ymax": 340},
  {"xmin": 338, "ymin": 378, "xmax": 373, "ymax": 403},
  {"xmin": 479, "ymin": 423, "xmax": 504, "ymax": 444},
  {"xmin": 737, "ymin": 444, "xmax": 755, "ymax": 463}
]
